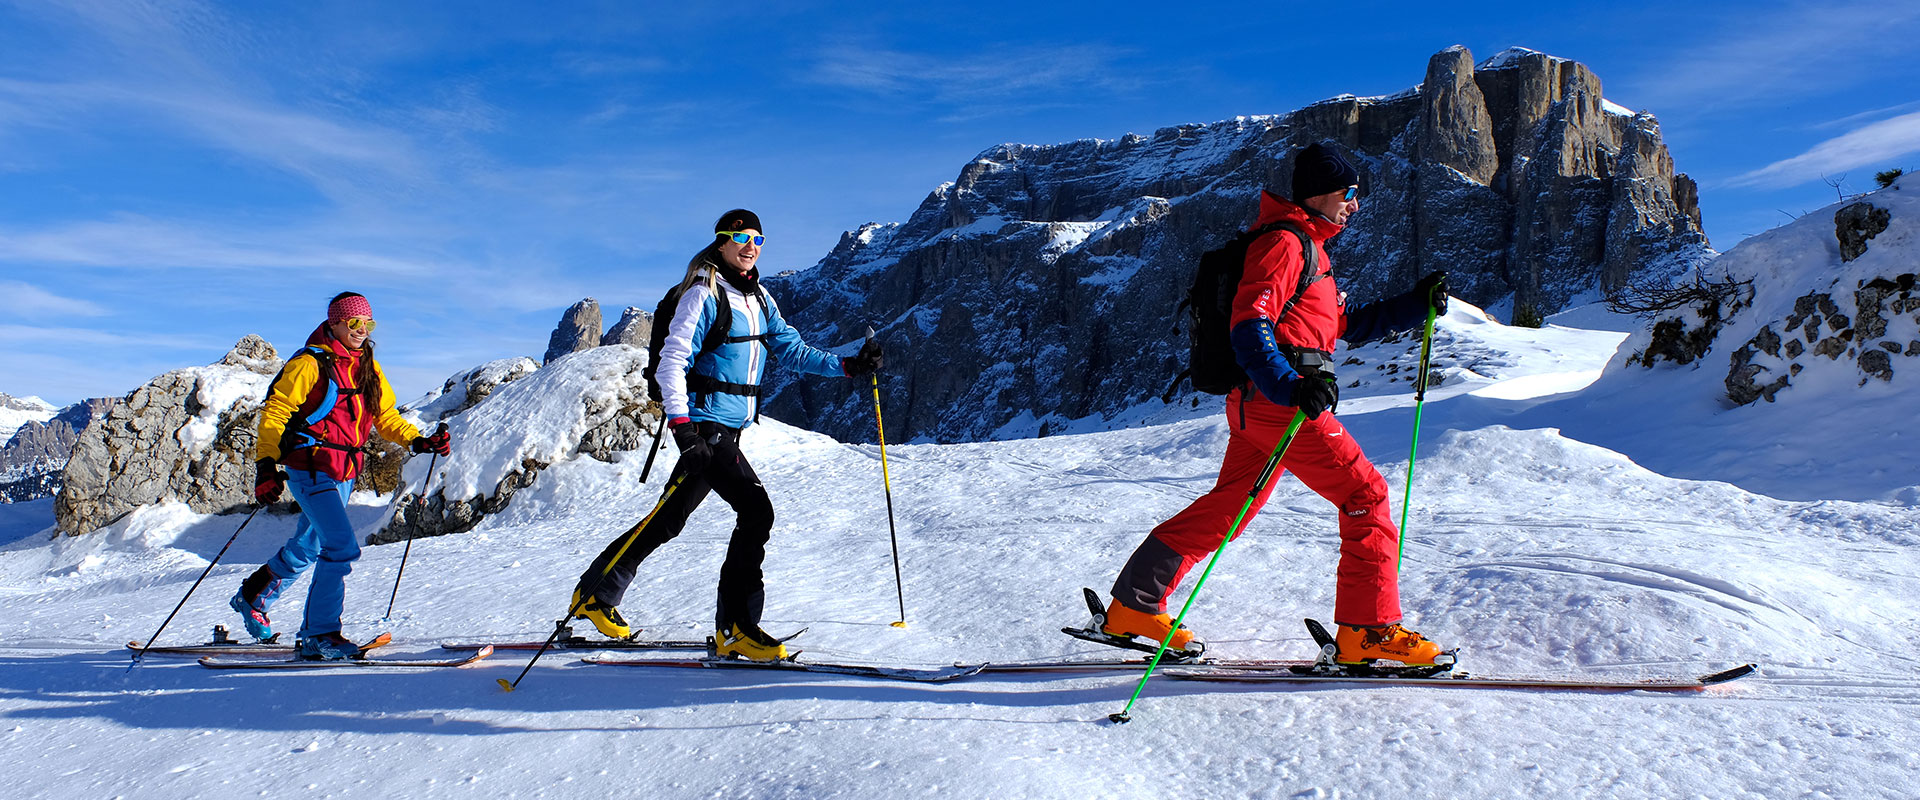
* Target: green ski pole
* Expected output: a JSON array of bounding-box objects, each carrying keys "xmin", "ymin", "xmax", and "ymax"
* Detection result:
[
  {"xmin": 1108, "ymin": 410, "xmax": 1306, "ymax": 725},
  {"xmin": 1396, "ymin": 307, "xmax": 1438, "ymax": 573}
]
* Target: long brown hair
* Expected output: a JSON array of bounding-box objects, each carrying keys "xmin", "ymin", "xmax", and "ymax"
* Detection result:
[{"xmin": 329, "ymin": 291, "xmax": 383, "ymax": 403}]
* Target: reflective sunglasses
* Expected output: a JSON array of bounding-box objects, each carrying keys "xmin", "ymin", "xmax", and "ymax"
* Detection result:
[
  {"xmin": 717, "ymin": 231, "xmax": 766, "ymax": 246},
  {"xmin": 342, "ymin": 317, "xmax": 377, "ymax": 333},
  {"xmin": 1343, "ymin": 185, "xmax": 1359, "ymax": 202}
]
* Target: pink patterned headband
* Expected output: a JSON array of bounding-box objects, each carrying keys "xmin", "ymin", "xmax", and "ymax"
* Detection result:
[{"xmin": 327, "ymin": 294, "xmax": 373, "ymax": 322}]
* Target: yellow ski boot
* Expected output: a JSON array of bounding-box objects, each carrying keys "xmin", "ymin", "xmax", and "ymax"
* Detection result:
[
  {"xmin": 713, "ymin": 623, "xmax": 789, "ymax": 662},
  {"xmin": 570, "ymin": 590, "xmax": 631, "ymax": 639}
]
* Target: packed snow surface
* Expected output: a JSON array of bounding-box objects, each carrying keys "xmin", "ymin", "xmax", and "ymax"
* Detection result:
[{"xmin": 1, "ymin": 306, "xmax": 1916, "ymax": 798}]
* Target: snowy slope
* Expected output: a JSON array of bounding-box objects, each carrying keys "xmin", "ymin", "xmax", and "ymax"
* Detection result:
[{"xmin": 1, "ymin": 304, "xmax": 1916, "ymax": 798}]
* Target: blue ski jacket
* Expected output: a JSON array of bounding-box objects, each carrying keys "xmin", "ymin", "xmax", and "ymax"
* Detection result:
[{"xmin": 656, "ymin": 268, "xmax": 845, "ymax": 429}]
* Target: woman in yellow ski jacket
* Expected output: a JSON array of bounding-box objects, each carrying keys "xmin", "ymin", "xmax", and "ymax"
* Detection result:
[{"xmin": 230, "ymin": 291, "xmax": 452, "ymax": 660}]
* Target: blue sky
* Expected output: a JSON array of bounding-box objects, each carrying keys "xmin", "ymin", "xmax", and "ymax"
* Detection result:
[{"xmin": 3, "ymin": 0, "xmax": 1917, "ymax": 406}]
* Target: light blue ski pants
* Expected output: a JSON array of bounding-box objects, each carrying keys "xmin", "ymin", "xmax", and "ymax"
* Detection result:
[{"xmin": 261, "ymin": 470, "xmax": 360, "ymax": 639}]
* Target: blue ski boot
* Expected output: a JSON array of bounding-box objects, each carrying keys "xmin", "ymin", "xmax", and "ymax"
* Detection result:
[
  {"xmin": 229, "ymin": 565, "xmax": 286, "ymax": 641},
  {"xmin": 296, "ymin": 633, "xmax": 362, "ymax": 661}
]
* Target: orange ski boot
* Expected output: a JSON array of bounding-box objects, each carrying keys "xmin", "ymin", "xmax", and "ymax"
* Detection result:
[
  {"xmin": 1102, "ymin": 598, "xmax": 1199, "ymax": 652},
  {"xmin": 1334, "ymin": 622, "xmax": 1445, "ymax": 666}
]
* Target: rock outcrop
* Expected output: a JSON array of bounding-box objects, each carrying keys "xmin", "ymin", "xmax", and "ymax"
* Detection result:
[
  {"xmin": 55, "ymin": 336, "xmax": 282, "ymax": 535},
  {"xmin": 600, "ymin": 306, "xmax": 652, "ymax": 347},
  {"xmin": 762, "ymin": 45, "xmax": 1713, "ymax": 443},
  {"xmin": 544, "ymin": 299, "xmax": 603, "ymax": 365}
]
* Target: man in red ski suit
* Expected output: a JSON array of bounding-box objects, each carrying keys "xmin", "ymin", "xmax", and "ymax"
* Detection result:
[{"xmin": 1104, "ymin": 142, "xmax": 1451, "ymax": 666}]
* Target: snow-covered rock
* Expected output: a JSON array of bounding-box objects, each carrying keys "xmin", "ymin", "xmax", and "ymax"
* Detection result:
[
  {"xmin": 0, "ymin": 392, "xmax": 57, "ymax": 444},
  {"xmin": 1624, "ymin": 175, "xmax": 1918, "ymax": 405},
  {"xmin": 54, "ymin": 336, "xmax": 282, "ymax": 536},
  {"xmin": 373, "ymin": 345, "xmax": 662, "ymax": 544}
]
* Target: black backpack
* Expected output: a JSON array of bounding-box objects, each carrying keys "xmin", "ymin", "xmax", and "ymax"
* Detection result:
[
  {"xmin": 642, "ymin": 277, "xmax": 772, "ymax": 403},
  {"xmin": 1166, "ymin": 221, "xmax": 1320, "ymax": 399}
]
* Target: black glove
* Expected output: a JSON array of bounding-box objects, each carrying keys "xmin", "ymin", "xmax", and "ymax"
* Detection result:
[
  {"xmin": 1287, "ymin": 373, "xmax": 1340, "ymax": 420},
  {"xmin": 411, "ymin": 424, "xmax": 451, "ymax": 456},
  {"xmin": 254, "ymin": 458, "xmax": 285, "ymax": 504},
  {"xmin": 1415, "ymin": 270, "xmax": 1449, "ymax": 317},
  {"xmin": 843, "ymin": 339, "xmax": 884, "ymax": 377},
  {"xmin": 672, "ymin": 422, "xmax": 712, "ymax": 474}
]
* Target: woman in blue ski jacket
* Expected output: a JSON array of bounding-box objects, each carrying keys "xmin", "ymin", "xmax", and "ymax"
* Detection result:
[{"xmin": 569, "ymin": 208, "xmax": 884, "ymax": 661}]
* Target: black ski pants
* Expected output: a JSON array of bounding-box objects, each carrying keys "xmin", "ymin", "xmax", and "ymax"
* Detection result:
[{"xmin": 574, "ymin": 422, "xmax": 775, "ymax": 630}]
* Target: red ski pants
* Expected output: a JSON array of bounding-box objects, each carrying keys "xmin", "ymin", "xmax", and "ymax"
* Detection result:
[{"xmin": 1142, "ymin": 388, "xmax": 1402, "ymax": 626}]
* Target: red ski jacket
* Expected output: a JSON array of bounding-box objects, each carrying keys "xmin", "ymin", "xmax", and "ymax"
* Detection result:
[{"xmin": 1229, "ymin": 190, "xmax": 1347, "ymax": 353}]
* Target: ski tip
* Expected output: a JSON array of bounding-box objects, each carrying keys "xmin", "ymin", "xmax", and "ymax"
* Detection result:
[
  {"xmin": 495, "ymin": 678, "xmax": 516, "ymax": 693},
  {"xmin": 1700, "ymin": 664, "xmax": 1758, "ymax": 685},
  {"xmin": 1106, "ymin": 712, "xmax": 1132, "ymax": 725},
  {"xmin": 890, "ymin": 620, "xmax": 908, "ymax": 629}
]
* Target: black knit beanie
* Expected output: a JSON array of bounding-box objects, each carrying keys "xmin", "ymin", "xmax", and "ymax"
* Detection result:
[
  {"xmin": 714, "ymin": 208, "xmax": 763, "ymax": 234},
  {"xmin": 1291, "ymin": 143, "xmax": 1359, "ymax": 202}
]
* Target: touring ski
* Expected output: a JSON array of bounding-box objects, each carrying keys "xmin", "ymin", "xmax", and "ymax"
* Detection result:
[
  {"xmin": 444, "ymin": 622, "xmax": 800, "ymax": 652},
  {"xmin": 198, "ymin": 645, "xmax": 492, "ymax": 670},
  {"xmin": 131, "ymin": 628, "xmax": 392, "ymax": 657},
  {"xmin": 580, "ymin": 654, "xmax": 984, "ymax": 683},
  {"xmin": 1166, "ymin": 663, "xmax": 1757, "ymax": 691}
]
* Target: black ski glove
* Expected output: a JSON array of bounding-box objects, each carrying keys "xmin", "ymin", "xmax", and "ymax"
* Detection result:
[
  {"xmin": 672, "ymin": 422, "xmax": 712, "ymax": 474},
  {"xmin": 1416, "ymin": 270, "xmax": 1449, "ymax": 317},
  {"xmin": 843, "ymin": 339, "xmax": 884, "ymax": 377},
  {"xmin": 1288, "ymin": 373, "xmax": 1340, "ymax": 420},
  {"xmin": 410, "ymin": 424, "xmax": 451, "ymax": 456},
  {"xmin": 254, "ymin": 458, "xmax": 285, "ymax": 504}
]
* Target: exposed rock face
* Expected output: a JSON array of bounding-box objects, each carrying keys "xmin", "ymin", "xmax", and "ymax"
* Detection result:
[
  {"xmin": 600, "ymin": 306, "xmax": 652, "ymax": 347},
  {"xmin": 544, "ymin": 298, "xmax": 603, "ymax": 365},
  {"xmin": 1836, "ymin": 202, "xmax": 1891, "ymax": 262},
  {"xmin": 763, "ymin": 45, "xmax": 1712, "ymax": 443},
  {"xmin": 55, "ymin": 336, "xmax": 282, "ymax": 535},
  {"xmin": 1727, "ymin": 274, "xmax": 1920, "ymax": 402},
  {"xmin": 0, "ymin": 399, "xmax": 114, "ymax": 503}
]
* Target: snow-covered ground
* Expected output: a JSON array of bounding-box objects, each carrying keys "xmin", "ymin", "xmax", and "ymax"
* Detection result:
[{"xmin": 2, "ymin": 298, "xmax": 1916, "ymax": 798}]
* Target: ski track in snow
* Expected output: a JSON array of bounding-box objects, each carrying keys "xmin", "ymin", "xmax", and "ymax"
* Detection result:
[{"xmin": 2, "ymin": 308, "xmax": 1918, "ymax": 798}]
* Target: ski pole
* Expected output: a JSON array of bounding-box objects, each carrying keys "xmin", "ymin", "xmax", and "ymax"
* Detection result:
[
  {"xmin": 638, "ymin": 408, "xmax": 667, "ymax": 484},
  {"xmin": 1108, "ymin": 410, "xmax": 1306, "ymax": 724},
  {"xmin": 128, "ymin": 504, "xmax": 265, "ymax": 671},
  {"xmin": 498, "ymin": 473, "xmax": 687, "ymax": 692},
  {"xmin": 865, "ymin": 327, "xmax": 908, "ymax": 629},
  {"xmin": 1396, "ymin": 307, "xmax": 1438, "ymax": 573},
  {"xmin": 384, "ymin": 422, "xmax": 448, "ymax": 621}
]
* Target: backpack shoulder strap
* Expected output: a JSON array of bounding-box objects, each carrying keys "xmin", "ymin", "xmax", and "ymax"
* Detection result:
[{"xmin": 1266, "ymin": 223, "xmax": 1323, "ymax": 325}]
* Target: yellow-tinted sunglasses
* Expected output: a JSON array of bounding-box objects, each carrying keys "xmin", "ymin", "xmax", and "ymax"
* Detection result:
[{"xmin": 342, "ymin": 317, "xmax": 377, "ymax": 333}]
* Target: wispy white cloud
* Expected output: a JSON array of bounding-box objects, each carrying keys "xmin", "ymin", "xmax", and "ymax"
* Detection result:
[
  {"xmin": 1811, "ymin": 99, "xmax": 1920, "ymax": 131},
  {"xmin": 1727, "ymin": 109, "xmax": 1920, "ymax": 187},
  {"xmin": 0, "ymin": 281, "xmax": 109, "ymax": 319},
  {"xmin": 806, "ymin": 43, "xmax": 1146, "ymax": 110},
  {"xmin": 0, "ymin": 323, "xmax": 223, "ymax": 352},
  {"xmin": 0, "ymin": 215, "xmax": 442, "ymax": 274}
]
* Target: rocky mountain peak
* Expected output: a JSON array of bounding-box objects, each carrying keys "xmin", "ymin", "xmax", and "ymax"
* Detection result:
[{"xmin": 760, "ymin": 45, "xmax": 1714, "ymax": 444}]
